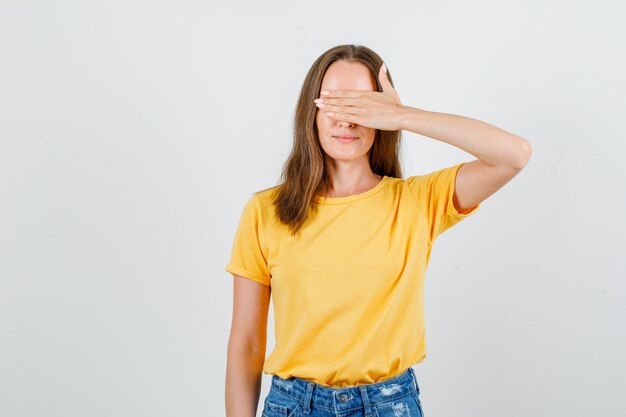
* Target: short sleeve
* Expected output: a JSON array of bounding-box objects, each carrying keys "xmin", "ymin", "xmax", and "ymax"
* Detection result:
[
  {"xmin": 406, "ymin": 162, "xmax": 481, "ymax": 241},
  {"xmin": 225, "ymin": 195, "xmax": 271, "ymax": 286}
]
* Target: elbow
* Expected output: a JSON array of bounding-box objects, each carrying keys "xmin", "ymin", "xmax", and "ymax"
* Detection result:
[{"xmin": 514, "ymin": 138, "xmax": 532, "ymax": 170}]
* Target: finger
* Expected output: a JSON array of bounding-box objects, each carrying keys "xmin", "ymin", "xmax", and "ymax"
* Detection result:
[
  {"xmin": 379, "ymin": 63, "xmax": 394, "ymax": 93},
  {"xmin": 316, "ymin": 97, "xmax": 359, "ymax": 106},
  {"xmin": 326, "ymin": 111, "xmax": 361, "ymax": 124},
  {"xmin": 320, "ymin": 89, "xmax": 362, "ymax": 98},
  {"xmin": 317, "ymin": 102, "xmax": 364, "ymax": 114},
  {"xmin": 379, "ymin": 63, "xmax": 402, "ymax": 103}
]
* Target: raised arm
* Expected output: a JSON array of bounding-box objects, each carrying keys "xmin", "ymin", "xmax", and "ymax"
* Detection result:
[
  {"xmin": 397, "ymin": 107, "xmax": 532, "ymax": 212},
  {"xmin": 314, "ymin": 63, "xmax": 532, "ymax": 213}
]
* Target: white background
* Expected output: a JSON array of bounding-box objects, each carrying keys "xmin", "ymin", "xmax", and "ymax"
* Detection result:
[{"xmin": 1, "ymin": 1, "xmax": 624, "ymax": 416}]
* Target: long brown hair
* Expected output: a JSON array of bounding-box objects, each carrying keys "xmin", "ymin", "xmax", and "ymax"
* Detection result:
[{"xmin": 263, "ymin": 44, "xmax": 404, "ymax": 236}]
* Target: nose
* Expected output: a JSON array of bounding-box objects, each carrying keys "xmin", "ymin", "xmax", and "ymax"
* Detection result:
[{"xmin": 338, "ymin": 120, "xmax": 356, "ymax": 127}]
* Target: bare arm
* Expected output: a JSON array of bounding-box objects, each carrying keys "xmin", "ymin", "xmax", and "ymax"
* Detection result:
[
  {"xmin": 398, "ymin": 106, "xmax": 532, "ymax": 211},
  {"xmin": 225, "ymin": 275, "xmax": 271, "ymax": 417}
]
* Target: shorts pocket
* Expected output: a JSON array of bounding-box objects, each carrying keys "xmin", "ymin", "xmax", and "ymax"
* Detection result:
[
  {"xmin": 262, "ymin": 399, "xmax": 287, "ymax": 417},
  {"xmin": 261, "ymin": 391, "xmax": 302, "ymax": 417},
  {"xmin": 374, "ymin": 393, "xmax": 422, "ymax": 417}
]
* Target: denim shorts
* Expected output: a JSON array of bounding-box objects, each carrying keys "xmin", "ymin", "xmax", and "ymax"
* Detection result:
[{"xmin": 261, "ymin": 366, "xmax": 424, "ymax": 417}]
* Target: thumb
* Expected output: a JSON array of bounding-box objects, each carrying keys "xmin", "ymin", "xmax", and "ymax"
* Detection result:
[
  {"xmin": 379, "ymin": 63, "xmax": 392, "ymax": 92},
  {"xmin": 379, "ymin": 63, "xmax": 401, "ymax": 102}
]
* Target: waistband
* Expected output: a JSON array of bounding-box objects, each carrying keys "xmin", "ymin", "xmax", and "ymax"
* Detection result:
[{"xmin": 270, "ymin": 367, "xmax": 420, "ymax": 414}]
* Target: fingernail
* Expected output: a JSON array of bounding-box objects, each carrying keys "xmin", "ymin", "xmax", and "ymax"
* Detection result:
[{"xmin": 320, "ymin": 91, "xmax": 330, "ymax": 95}]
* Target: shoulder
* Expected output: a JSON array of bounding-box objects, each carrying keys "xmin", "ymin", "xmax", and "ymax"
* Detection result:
[
  {"xmin": 251, "ymin": 184, "xmax": 280, "ymax": 205},
  {"xmin": 400, "ymin": 163, "xmax": 466, "ymax": 188},
  {"xmin": 240, "ymin": 184, "xmax": 281, "ymax": 220},
  {"xmin": 381, "ymin": 175, "xmax": 416, "ymax": 190}
]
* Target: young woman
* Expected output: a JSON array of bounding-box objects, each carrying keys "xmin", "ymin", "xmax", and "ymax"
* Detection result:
[{"xmin": 224, "ymin": 44, "xmax": 531, "ymax": 417}]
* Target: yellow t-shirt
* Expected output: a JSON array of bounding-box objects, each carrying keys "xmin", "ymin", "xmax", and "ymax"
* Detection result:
[{"xmin": 225, "ymin": 162, "xmax": 481, "ymax": 387}]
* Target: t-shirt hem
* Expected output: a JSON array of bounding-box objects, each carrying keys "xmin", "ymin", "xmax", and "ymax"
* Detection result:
[
  {"xmin": 225, "ymin": 264, "xmax": 271, "ymax": 286},
  {"xmin": 447, "ymin": 202, "xmax": 481, "ymax": 218},
  {"xmin": 446, "ymin": 162, "xmax": 482, "ymax": 218}
]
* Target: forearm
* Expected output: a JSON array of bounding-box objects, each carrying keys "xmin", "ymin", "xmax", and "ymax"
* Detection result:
[
  {"xmin": 225, "ymin": 347, "xmax": 265, "ymax": 417},
  {"xmin": 398, "ymin": 106, "xmax": 531, "ymax": 168}
]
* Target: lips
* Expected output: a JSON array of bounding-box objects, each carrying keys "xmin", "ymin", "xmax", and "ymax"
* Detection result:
[{"xmin": 334, "ymin": 135, "xmax": 358, "ymax": 143}]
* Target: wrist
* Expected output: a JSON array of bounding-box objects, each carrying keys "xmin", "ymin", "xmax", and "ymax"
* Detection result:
[{"xmin": 397, "ymin": 105, "xmax": 426, "ymax": 131}]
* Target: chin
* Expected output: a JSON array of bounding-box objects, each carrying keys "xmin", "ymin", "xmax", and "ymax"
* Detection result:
[{"xmin": 326, "ymin": 152, "xmax": 368, "ymax": 161}]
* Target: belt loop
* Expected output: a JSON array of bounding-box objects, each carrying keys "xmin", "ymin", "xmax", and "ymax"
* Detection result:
[
  {"xmin": 359, "ymin": 385, "xmax": 373, "ymax": 416},
  {"xmin": 408, "ymin": 367, "xmax": 416, "ymax": 389},
  {"xmin": 408, "ymin": 367, "xmax": 420, "ymax": 393},
  {"xmin": 302, "ymin": 382, "xmax": 314, "ymax": 414}
]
